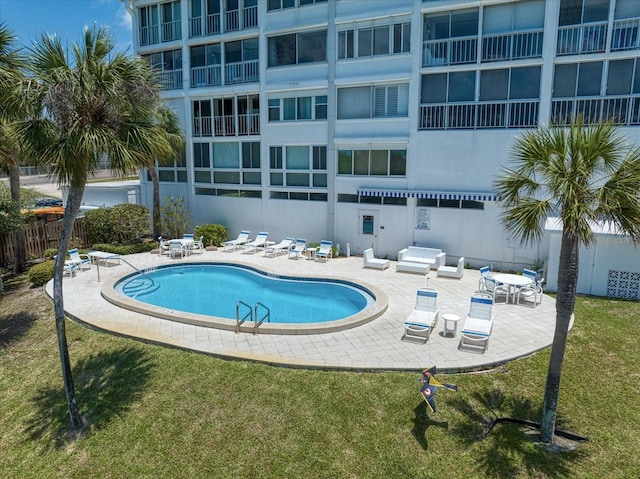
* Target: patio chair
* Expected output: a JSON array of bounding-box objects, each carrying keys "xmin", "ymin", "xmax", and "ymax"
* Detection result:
[
  {"xmin": 264, "ymin": 237, "xmax": 294, "ymax": 257},
  {"xmin": 437, "ymin": 256, "xmax": 464, "ymax": 279},
  {"xmin": 158, "ymin": 236, "xmax": 170, "ymax": 256},
  {"xmin": 288, "ymin": 238, "xmax": 307, "ymax": 259},
  {"xmin": 315, "ymin": 240, "xmax": 333, "ymax": 261},
  {"xmin": 223, "ymin": 230, "xmax": 251, "ymax": 251},
  {"xmin": 183, "ymin": 233, "xmax": 194, "ymax": 240},
  {"xmin": 363, "ymin": 248, "xmax": 390, "ymax": 270},
  {"xmin": 517, "ymin": 282, "xmax": 544, "ymax": 307},
  {"xmin": 484, "ymin": 276, "xmax": 509, "ymax": 304},
  {"xmin": 63, "ymin": 262, "xmax": 77, "ymax": 277},
  {"xmin": 68, "ymin": 248, "xmax": 91, "ymax": 271},
  {"xmin": 478, "ymin": 266, "xmax": 491, "ymax": 291},
  {"xmin": 243, "ymin": 232, "xmax": 269, "ymax": 254},
  {"xmin": 191, "ymin": 235, "xmax": 205, "ymax": 255},
  {"xmin": 402, "ymin": 288, "xmax": 440, "ymax": 343},
  {"xmin": 169, "ymin": 240, "xmax": 186, "ymax": 259},
  {"xmin": 459, "ymin": 293, "xmax": 494, "ymax": 353}
]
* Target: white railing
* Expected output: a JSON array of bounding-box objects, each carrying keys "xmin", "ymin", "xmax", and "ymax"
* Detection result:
[
  {"xmin": 238, "ymin": 113, "xmax": 260, "ymax": 135},
  {"xmin": 206, "ymin": 13, "xmax": 221, "ymax": 35},
  {"xmin": 243, "ymin": 5, "xmax": 258, "ymax": 28},
  {"xmin": 159, "ymin": 70, "xmax": 182, "ymax": 90},
  {"xmin": 225, "ymin": 60, "xmax": 259, "ymax": 85},
  {"xmin": 225, "ymin": 9, "xmax": 239, "ymax": 32},
  {"xmin": 140, "ymin": 25, "xmax": 159, "ymax": 46},
  {"xmin": 557, "ymin": 22, "xmax": 607, "ymax": 55},
  {"xmin": 190, "ymin": 65, "xmax": 222, "ymax": 88},
  {"xmin": 611, "ymin": 18, "xmax": 640, "ymax": 51},
  {"xmin": 419, "ymin": 101, "xmax": 539, "ymax": 130},
  {"xmin": 192, "ymin": 117, "xmax": 212, "ymax": 137},
  {"xmin": 161, "ymin": 20, "xmax": 182, "ymax": 42},
  {"xmin": 214, "ymin": 115, "xmax": 236, "ymax": 136},
  {"xmin": 189, "ymin": 17, "xmax": 202, "ymax": 38},
  {"xmin": 551, "ymin": 96, "xmax": 640, "ymax": 125},
  {"xmin": 422, "ymin": 36, "xmax": 477, "ymax": 67},
  {"xmin": 482, "ymin": 30, "xmax": 543, "ymax": 62}
]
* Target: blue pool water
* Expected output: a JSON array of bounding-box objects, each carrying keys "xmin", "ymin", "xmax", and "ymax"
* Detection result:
[{"xmin": 116, "ymin": 264, "xmax": 374, "ymax": 324}]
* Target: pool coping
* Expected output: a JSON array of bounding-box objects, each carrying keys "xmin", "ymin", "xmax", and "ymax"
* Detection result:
[{"xmin": 101, "ymin": 261, "xmax": 389, "ymax": 335}]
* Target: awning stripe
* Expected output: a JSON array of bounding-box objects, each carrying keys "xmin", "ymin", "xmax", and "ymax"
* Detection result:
[{"xmin": 356, "ymin": 189, "xmax": 500, "ymax": 201}]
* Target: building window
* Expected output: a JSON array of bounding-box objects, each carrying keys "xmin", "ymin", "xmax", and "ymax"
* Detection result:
[
  {"xmin": 190, "ymin": 43, "xmax": 222, "ymax": 87},
  {"xmin": 193, "ymin": 143, "xmax": 210, "ymax": 168},
  {"xmin": 423, "ymin": 9, "xmax": 479, "ymax": 66},
  {"xmin": 139, "ymin": 5, "xmax": 159, "ymax": 46},
  {"xmin": 268, "ymin": 30, "xmax": 327, "ymax": 66},
  {"xmin": 557, "ymin": 0, "xmax": 609, "ymax": 55},
  {"xmin": 269, "ymin": 145, "xmax": 326, "ymax": 187},
  {"xmin": 416, "ymin": 198, "xmax": 484, "ymax": 209},
  {"xmin": 268, "ymin": 95, "xmax": 328, "ymax": 121},
  {"xmin": 337, "ymin": 149, "xmax": 406, "ymax": 176},
  {"xmin": 337, "ymin": 84, "xmax": 409, "ymax": 119},
  {"xmin": 143, "ymin": 49, "xmax": 183, "ymax": 89},
  {"xmin": 338, "ymin": 20, "xmax": 410, "ymax": 60}
]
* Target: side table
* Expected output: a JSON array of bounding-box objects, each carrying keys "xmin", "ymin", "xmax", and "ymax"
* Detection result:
[{"xmin": 442, "ymin": 313, "xmax": 460, "ymax": 337}]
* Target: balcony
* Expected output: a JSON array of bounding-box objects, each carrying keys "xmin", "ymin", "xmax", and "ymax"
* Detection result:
[
  {"xmin": 206, "ymin": 13, "xmax": 221, "ymax": 35},
  {"xmin": 551, "ymin": 96, "xmax": 640, "ymax": 126},
  {"xmin": 418, "ymin": 100, "xmax": 539, "ymax": 130},
  {"xmin": 423, "ymin": 36, "xmax": 477, "ymax": 67},
  {"xmin": 140, "ymin": 25, "xmax": 159, "ymax": 46},
  {"xmin": 189, "ymin": 16, "xmax": 202, "ymax": 38},
  {"xmin": 243, "ymin": 5, "xmax": 258, "ymax": 29},
  {"xmin": 225, "ymin": 60, "xmax": 259, "ymax": 85},
  {"xmin": 159, "ymin": 70, "xmax": 183, "ymax": 90},
  {"xmin": 214, "ymin": 115, "xmax": 236, "ymax": 136},
  {"xmin": 238, "ymin": 113, "xmax": 260, "ymax": 135},
  {"xmin": 611, "ymin": 18, "xmax": 640, "ymax": 52},
  {"xmin": 557, "ymin": 22, "xmax": 607, "ymax": 55},
  {"xmin": 190, "ymin": 65, "xmax": 222, "ymax": 88},
  {"xmin": 192, "ymin": 117, "xmax": 213, "ymax": 137},
  {"xmin": 482, "ymin": 30, "xmax": 543, "ymax": 62},
  {"xmin": 225, "ymin": 9, "xmax": 239, "ymax": 32},
  {"xmin": 161, "ymin": 20, "xmax": 182, "ymax": 42}
]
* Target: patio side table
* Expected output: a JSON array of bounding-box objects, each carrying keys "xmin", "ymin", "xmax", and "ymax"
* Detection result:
[{"xmin": 442, "ymin": 313, "xmax": 460, "ymax": 337}]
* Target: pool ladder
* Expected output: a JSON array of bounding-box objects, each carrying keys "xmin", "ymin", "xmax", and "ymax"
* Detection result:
[{"xmin": 235, "ymin": 301, "xmax": 270, "ymax": 334}]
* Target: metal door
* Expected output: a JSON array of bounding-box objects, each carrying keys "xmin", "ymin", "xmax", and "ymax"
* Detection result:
[{"xmin": 357, "ymin": 210, "xmax": 379, "ymax": 254}]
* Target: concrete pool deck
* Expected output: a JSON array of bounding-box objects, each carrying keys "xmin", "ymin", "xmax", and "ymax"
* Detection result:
[{"xmin": 46, "ymin": 249, "xmax": 559, "ymax": 372}]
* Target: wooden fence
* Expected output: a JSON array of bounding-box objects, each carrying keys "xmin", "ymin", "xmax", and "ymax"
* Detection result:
[{"xmin": 0, "ymin": 218, "xmax": 88, "ymax": 267}]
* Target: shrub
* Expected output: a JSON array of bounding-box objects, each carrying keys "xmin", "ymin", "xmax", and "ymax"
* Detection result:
[
  {"xmin": 28, "ymin": 260, "xmax": 55, "ymax": 286},
  {"xmin": 195, "ymin": 224, "xmax": 228, "ymax": 247},
  {"xmin": 83, "ymin": 207, "xmax": 114, "ymax": 244},
  {"xmin": 110, "ymin": 204, "xmax": 151, "ymax": 244},
  {"xmin": 91, "ymin": 242, "xmax": 156, "ymax": 255},
  {"xmin": 43, "ymin": 248, "xmax": 58, "ymax": 259},
  {"xmin": 161, "ymin": 196, "xmax": 191, "ymax": 239}
]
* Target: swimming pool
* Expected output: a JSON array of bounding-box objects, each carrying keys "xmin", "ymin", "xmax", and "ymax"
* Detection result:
[{"xmin": 104, "ymin": 263, "xmax": 388, "ymax": 334}]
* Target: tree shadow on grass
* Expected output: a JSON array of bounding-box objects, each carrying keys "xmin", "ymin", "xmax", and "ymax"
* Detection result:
[
  {"xmin": 24, "ymin": 346, "xmax": 155, "ymax": 448},
  {"xmin": 447, "ymin": 389, "xmax": 586, "ymax": 478},
  {"xmin": 0, "ymin": 311, "xmax": 39, "ymax": 349},
  {"xmin": 411, "ymin": 401, "xmax": 450, "ymax": 451}
]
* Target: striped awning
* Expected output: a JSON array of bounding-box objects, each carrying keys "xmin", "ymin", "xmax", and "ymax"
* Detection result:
[{"xmin": 356, "ymin": 189, "xmax": 500, "ymax": 202}]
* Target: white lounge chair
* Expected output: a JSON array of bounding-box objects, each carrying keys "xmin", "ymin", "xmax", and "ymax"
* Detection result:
[
  {"xmin": 363, "ymin": 248, "xmax": 390, "ymax": 270},
  {"xmin": 402, "ymin": 288, "xmax": 440, "ymax": 343},
  {"xmin": 223, "ymin": 230, "xmax": 251, "ymax": 251},
  {"xmin": 459, "ymin": 293, "xmax": 494, "ymax": 353},
  {"xmin": 264, "ymin": 237, "xmax": 294, "ymax": 257},
  {"xmin": 68, "ymin": 248, "xmax": 91, "ymax": 271},
  {"xmin": 288, "ymin": 238, "xmax": 307, "ymax": 259},
  {"xmin": 437, "ymin": 256, "xmax": 464, "ymax": 279},
  {"xmin": 315, "ymin": 240, "xmax": 333, "ymax": 261},
  {"xmin": 243, "ymin": 232, "xmax": 269, "ymax": 254}
]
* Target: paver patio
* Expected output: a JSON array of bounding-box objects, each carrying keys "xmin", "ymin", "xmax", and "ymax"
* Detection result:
[{"xmin": 46, "ymin": 249, "xmax": 559, "ymax": 372}]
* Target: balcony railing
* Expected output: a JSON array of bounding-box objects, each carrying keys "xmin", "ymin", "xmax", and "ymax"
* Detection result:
[
  {"xmin": 189, "ymin": 16, "xmax": 202, "ymax": 38},
  {"xmin": 418, "ymin": 100, "xmax": 539, "ymax": 130},
  {"xmin": 161, "ymin": 20, "xmax": 182, "ymax": 42},
  {"xmin": 190, "ymin": 65, "xmax": 222, "ymax": 88},
  {"xmin": 159, "ymin": 70, "xmax": 183, "ymax": 90},
  {"xmin": 243, "ymin": 5, "xmax": 258, "ymax": 29},
  {"xmin": 225, "ymin": 60, "xmax": 259, "ymax": 85},
  {"xmin": 611, "ymin": 18, "xmax": 640, "ymax": 51},
  {"xmin": 225, "ymin": 9, "xmax": 239, "ymax": 32},
  {"xmin": 482, "ymin": 30, "xmax": 543, "ymax": 62},
  {"xmin": 140, "ymin": 25, "xmax": 159, "ymax": 46},
  {"xmin": 207, "ymin": 13, "xmax": 221, "ymax": 35},
  {"xmin": 193, "ymin": 117, "xmax": 212, "ymax": 137},
  {"xmin": 238, "ymin": 113, "xmax": 260, "ymax": 135},
  {"xmin": 557, "ymin": 22, "xmax": 607, "ymax": 55},
  {"xmin": 214, "ymin": 115, "xmax": 236, "ymax": 136},
  {"xmin": 423, "ymin": 36, "xmax": 477, "ymax": 67},
  {"xmin": 551, "ymin": 96, "xmax": 640, "ymax": 126}
]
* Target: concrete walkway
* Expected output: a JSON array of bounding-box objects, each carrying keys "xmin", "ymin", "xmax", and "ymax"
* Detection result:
[{"xmin": 46, "ymin": 250, "xmax": 558, "ymax": 372}]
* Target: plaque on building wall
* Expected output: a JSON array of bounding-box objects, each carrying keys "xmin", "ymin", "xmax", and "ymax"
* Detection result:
[{"xmin": 416, "ymin": 208, "xmax": 430, "ymax": 230}]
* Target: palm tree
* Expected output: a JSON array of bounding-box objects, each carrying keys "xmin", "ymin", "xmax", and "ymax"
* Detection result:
[
  {"xmin": 494, "ymin": 117, "xmax": 640, "ymax": 443},
  {"xmin": 147, "ymin": 104, "xmax": 184, "ymax": 240},
  {"xmin": 22, "ymin": 26, "xmax": 172, "ymax": 432},
  {"xmin": 0, "ymin": 22, "xmax": 28, "ymax": 273}
]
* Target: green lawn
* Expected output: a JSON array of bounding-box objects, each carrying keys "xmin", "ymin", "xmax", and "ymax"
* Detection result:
[{"xmin": 1, "ymin": 274, "xmax": 639, "ymax": 478}]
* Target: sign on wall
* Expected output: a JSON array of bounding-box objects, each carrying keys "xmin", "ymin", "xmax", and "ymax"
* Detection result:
[{"xmin": 416, "ymin": 208, "xmax": 430, "ymax": 230}]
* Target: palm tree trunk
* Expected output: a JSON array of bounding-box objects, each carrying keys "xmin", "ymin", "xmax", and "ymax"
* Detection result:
[
  {"xmin": 52, "ymin": 181, "xmax": 86, "ymax": 432},
  {"xmin": 8, "ymin": 161, "xmax": 26, "ymax": 273},
  {"xmin": 149, "ymin": 164, "xmax": 161, "ymax": 240},
  {"xmin": 540, "ymin": 229, "xmax": 579, "ymax": 443}
]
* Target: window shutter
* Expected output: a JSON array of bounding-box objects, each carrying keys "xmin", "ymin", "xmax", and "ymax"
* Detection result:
[
  {"xmin": 374, "ymin": 86, "xmax": 386, "ymax": 116},
  {"xmin": 387, "ymin": 86, "xmax": 398, "ymax": 116}
]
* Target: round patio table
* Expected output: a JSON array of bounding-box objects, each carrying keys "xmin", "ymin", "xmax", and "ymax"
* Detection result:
[{"xmin": 492, "ymin": 273, "xmax": 534, "ymax": 303}]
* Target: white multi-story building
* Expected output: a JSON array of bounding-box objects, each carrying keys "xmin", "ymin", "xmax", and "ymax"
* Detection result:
[{"xmin": 124, "ymin": 0, "xmax": 640, "ymax": 271}]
